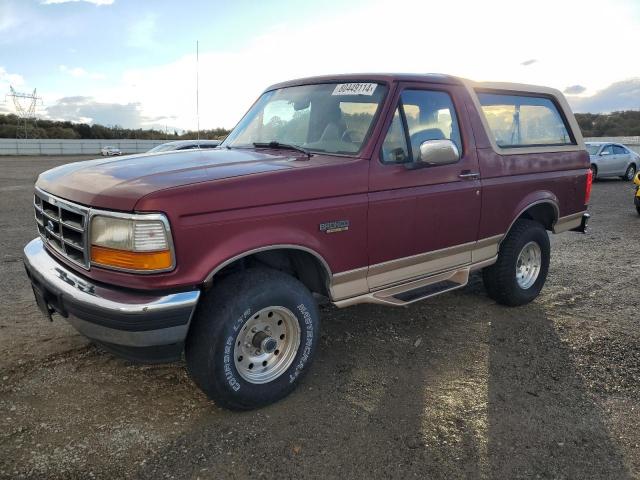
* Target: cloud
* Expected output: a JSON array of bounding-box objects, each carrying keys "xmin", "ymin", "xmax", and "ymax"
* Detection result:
[
  {"xmin": 59, "ymin": 65, "xmax": 105, "ymax": 80},
  {"xmin": 567, "ymin": 79, "xmax": 640, "ymax": 113},
  {"xmin": 21, "ymin": 0, "xmax": 638, "ymax": 129},
  {"xmin": 44, "ymin": 95, "xmax": 174, "ymax": 128},
  {"xmin": 41, "ymin": 0, "xmax": 114, "ymax": 5},
  {"xmin": 0, "ymin": 66, "xmax": 25, "ymax": 116},
  {"xmin": 0, "ymin": 66, "xmax": 24, "ymax": 87},
  {"xmin": 564, "ymin": 85, "xmax": 587, "ymax": 95},
  {"xmin": 127, "ymin": 14, "xmax": 156, "ymax": 48}
]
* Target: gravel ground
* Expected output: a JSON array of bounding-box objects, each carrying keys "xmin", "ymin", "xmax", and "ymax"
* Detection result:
[{"xmin": 1, "ymin": 155, "xmax": 639, "ymax": 479}]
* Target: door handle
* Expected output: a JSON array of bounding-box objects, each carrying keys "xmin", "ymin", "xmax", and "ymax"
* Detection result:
[{"xmin": 459, "ymin": 171, "xmax": 480, "ymax": 180}]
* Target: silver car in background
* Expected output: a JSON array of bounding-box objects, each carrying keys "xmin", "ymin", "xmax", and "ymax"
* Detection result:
[{"xmin": 586, "ymin": 142, "xmax": 639, "ymax": 181}]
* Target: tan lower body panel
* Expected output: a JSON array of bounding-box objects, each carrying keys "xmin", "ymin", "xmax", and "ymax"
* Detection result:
[
  {"xmin": 329, "ymin": 235, "xmax": 502, "ymax": 305},
  {"xmin": 553, "ymin": 212, "xmax": 585, "ymax": 233},
  {"xmin": 330, "ymin": 212, "xmax": 586, "ymax": 307}
]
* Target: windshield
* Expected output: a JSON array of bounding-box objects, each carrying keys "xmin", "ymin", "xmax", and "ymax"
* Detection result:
[
  {"xmin": 586, "ymin": 144, "xmax": 601, "ymax": 155},
  {"xmin": 223, "ymin": 82, "xmax": 388, "ymax": 155}
]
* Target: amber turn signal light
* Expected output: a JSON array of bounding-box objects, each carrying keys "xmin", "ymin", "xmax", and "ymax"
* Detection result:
[{"xmin": 91, "ymin": 245, "xmax": 173, "ymax": 271}]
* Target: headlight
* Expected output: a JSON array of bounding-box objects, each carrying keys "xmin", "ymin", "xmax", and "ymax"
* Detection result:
[{"xmin": 89, "ymin": 214, "xmax": 174, "ymax": 272}]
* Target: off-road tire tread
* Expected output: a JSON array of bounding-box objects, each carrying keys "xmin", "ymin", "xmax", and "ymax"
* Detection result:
[
  {"xmin": 185, "ymin": 268, "xmax": 319, "ymax": 410},
  {"xmin": 482, "ymin": 219, "xmax": 550, "ymax": 307}
]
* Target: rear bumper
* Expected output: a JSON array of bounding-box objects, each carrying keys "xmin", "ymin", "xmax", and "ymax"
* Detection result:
[
  {"xmin": 23, "ymin": 238, "xmax": 200, "ymax": 362},
  {"xmin": 570, "ymin": 212, "xmax": 590, "ymax": 234}
]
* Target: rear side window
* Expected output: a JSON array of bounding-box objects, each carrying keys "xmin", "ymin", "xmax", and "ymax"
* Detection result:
[
  {"xmin": 477, "ymin": 92, "xmax": 574, "ymax": 148},
  {"xmin": 613, "ymin": 145, "xmax": 628, "ymax": 154}
]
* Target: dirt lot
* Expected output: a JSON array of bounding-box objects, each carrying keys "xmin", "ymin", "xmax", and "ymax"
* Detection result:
[{"xmin": 1, "ymin": 155, "xmax": 639, "ymax": 479}]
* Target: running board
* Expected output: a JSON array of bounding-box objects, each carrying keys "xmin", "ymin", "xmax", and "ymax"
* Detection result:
[{"xmin": 333, "ymin": 268, "xmax": 470, "ymax": 307}]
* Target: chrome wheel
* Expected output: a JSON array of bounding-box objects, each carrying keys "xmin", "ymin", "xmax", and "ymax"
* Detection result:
[
  {"xmin": 233, "ymin": 306, "xmax": 301, "ymax": 384},
  {"xmin": 625, "ymin": 165, "xmax": 636, "ymax": 181},
  {"xmin": 516, "ymin": 241, "xmax": 542, "ymax": 289}
]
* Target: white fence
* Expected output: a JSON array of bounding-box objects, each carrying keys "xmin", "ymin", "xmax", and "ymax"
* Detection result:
[
  {"xmin": 0, "ymin": 137, "xmax": 638, "ymax": 156},
  {"xmin": 0, "ymin": 139, "xmax": 166, "ymax": 156},
  {"xmin": 584, "ymin": 137, "xmax": 640, "ymax": 154}
]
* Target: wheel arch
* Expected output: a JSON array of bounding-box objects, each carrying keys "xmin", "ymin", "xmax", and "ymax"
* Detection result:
[
  {"xmin": 502, "ymin": 199, "xmax": 559, "ymax": 244},
  {"xmin": 203, "ymin": 245, "xmax": 333, "ymax": 299}
]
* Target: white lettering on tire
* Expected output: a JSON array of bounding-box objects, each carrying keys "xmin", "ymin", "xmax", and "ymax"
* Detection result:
[
  {"xmin": 289, "ymin": 303, "xmax": 313, "ymax": 384},
  {"xmin": 223, "ymin": 308, "xmax": 252, "ymax": 392}
]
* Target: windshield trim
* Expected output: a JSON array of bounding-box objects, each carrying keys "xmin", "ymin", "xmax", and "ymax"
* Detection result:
[{"xmin": 221, "ymin": 81, "xmax": 390, "ymax": 158}]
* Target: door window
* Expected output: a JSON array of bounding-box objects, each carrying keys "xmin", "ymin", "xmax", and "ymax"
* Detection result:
[
  {"xmin": 380, "ymin": 89, "xmax": 462, "ymax": 164},
  {"xmin": 601, "ymin": 145, "xmax": 614, "ymax": 155},
  {"xmin": 381, "ymin": 108, "xmax": 410, "ymax": 163}
]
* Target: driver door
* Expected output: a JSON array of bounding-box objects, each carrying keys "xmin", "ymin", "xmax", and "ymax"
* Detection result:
[{"xmin": 367, "ymin": 83, "xmax": 481, "ymax": 290}]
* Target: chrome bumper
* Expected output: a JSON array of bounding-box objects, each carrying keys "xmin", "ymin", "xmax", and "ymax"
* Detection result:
[{"xmin": 23, "ymin": 238, "xmax": 200, "ymax": 355}]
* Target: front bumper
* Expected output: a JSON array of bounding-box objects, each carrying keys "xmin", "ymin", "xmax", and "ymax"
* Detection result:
[{"xmin": 23, "ymin": 238, "xmax": 200, "ymax": 362}]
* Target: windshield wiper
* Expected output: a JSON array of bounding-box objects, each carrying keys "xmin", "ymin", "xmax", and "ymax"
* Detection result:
[{"xmin": 252, "ymin": 141, "xmax": 311, "ymax": 158}]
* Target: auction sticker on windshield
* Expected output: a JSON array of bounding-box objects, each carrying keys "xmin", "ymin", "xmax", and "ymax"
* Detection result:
[{"xmin": 332, "ymin": 83, "xmax": 377, "ymax": 96}]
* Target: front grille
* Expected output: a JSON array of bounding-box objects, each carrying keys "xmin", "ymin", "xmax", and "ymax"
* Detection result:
[{"xmin": 34, "ymin": 189, "xmax": 90, "ymax": 269}]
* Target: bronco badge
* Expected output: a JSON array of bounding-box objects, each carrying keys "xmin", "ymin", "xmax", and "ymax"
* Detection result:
[{"xmin": 319, "ymin": 220, "xmax": 349, "ymax": 234}]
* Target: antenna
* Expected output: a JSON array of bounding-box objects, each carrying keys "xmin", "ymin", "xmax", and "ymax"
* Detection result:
[
  {"xmin": 6, "ymin": 86, "xmax": 42, "ymax": 139},
  {"xmin": 196, "ymin": 40, "xmax": 200, "ymax": 146}
]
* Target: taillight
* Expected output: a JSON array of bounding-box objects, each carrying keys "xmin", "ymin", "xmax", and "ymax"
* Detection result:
[{"xmin": 585, "ymin": 169, "xmax": 593, "ymax": 205}]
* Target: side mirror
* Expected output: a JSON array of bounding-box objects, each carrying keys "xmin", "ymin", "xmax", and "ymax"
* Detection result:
[
  {"xmin": 417, "ymin": 139, "xmax": 460, "ymax": 166},
  {"xmin": 600, "ymin": 150, "xmax": 610, "ymax": 156},
  {"xmin": 633, "ymin": 172, "xmax": 640, "ymax": 186}
]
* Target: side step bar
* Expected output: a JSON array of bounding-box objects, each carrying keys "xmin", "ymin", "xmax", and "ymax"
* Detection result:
[{"xmin": 334, "ymin": 268, "xmax": 470, "ymax": 307}]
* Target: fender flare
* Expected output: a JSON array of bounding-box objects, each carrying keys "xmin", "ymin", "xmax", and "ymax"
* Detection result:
[
  {"xmin": 203, "ymin": 244, "xmax": 333, "ymax": 284},
  {"xmin": 501, "ymin": 198, "xmax": 559, "ymax": 245}
]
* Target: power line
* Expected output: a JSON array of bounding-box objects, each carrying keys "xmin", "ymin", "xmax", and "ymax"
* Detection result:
[{"xmin": 6, "ymin": 86, "xmax": 42, "ymax": 139}]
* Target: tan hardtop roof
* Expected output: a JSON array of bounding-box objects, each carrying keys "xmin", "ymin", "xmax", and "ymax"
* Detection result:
[{"xmin": 459, "ymin": 78, "xmax": 566, "ymax": 97}]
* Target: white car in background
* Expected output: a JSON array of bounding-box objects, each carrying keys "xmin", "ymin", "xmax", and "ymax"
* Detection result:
[
  {"xmin": 586, "ymin": 142, "xmax": 638, "ymax": 181},
  {"xmin": 100, "ymin": 146, "xmax": 123, "ymax": 156}
]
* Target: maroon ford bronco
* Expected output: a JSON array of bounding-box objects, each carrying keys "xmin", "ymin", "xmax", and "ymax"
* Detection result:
[{"xmin": 24, "ymin": 74, "xmax": 591, "ymax": 409}]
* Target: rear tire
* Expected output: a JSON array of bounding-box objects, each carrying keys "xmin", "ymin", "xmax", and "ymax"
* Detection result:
[
  {"xmin": 622, "ymin": 164, "xmax": 636, "ymax": 181},
  {"xmin": 483, "ymin": 219, "xmax": 550, "ymax": 306},
  {"xmin": 185, "ymin": 268, "xmax": 320, "ymax": 410}
]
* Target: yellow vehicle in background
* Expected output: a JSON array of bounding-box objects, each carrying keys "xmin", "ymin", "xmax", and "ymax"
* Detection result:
[{"xmin": 634, "ymin": 172, "xmax": 640, "ymax": 215}]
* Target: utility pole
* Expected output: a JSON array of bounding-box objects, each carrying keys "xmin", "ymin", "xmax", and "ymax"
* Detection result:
[{"xmin": 196, "ymin": 40, "xmax": 200, "ymax": 146}]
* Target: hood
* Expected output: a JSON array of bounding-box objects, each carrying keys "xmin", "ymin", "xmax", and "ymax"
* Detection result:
[{"xmin": 36, "ymin": 148, "xmax": 304, "ymax": 211}]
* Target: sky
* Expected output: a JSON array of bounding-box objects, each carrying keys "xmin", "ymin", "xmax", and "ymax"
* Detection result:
[{"xmin": 0, "ymin": 0, "xmax": 639, "ymax": 131}]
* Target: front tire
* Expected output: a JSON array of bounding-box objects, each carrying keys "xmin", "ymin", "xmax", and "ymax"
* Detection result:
[
  {"xmin": 622, "ymin": 164, "xmax": 636, "ymax": 181},
  {"xmin": 482, "ymin": 219, "xmax": 550, "ymax": 306},
  {"xmin": 590, "ymin": 164, "xmax": 598, "ymax": 181},
  {"xmin": 185, "ymin": 268, "xmax": 320, "ymax": 410}
]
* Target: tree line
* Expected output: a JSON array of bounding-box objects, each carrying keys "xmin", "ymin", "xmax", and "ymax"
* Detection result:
[
  {"xmin": 574, "ymin": 111, "xmax": 640, "ymax": 138},
  {"xmin": 0, "ymin": 111, "xmax": 638, "ymax": 140},
  {"xmin": 0, "ymin": 114, "xmax": 230, "ymax": 140}
]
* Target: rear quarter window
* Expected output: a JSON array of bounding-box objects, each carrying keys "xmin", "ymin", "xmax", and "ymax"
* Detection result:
[{"xmin": 477, "ymin": 92, "xmax": 574, "ymax": 148}]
